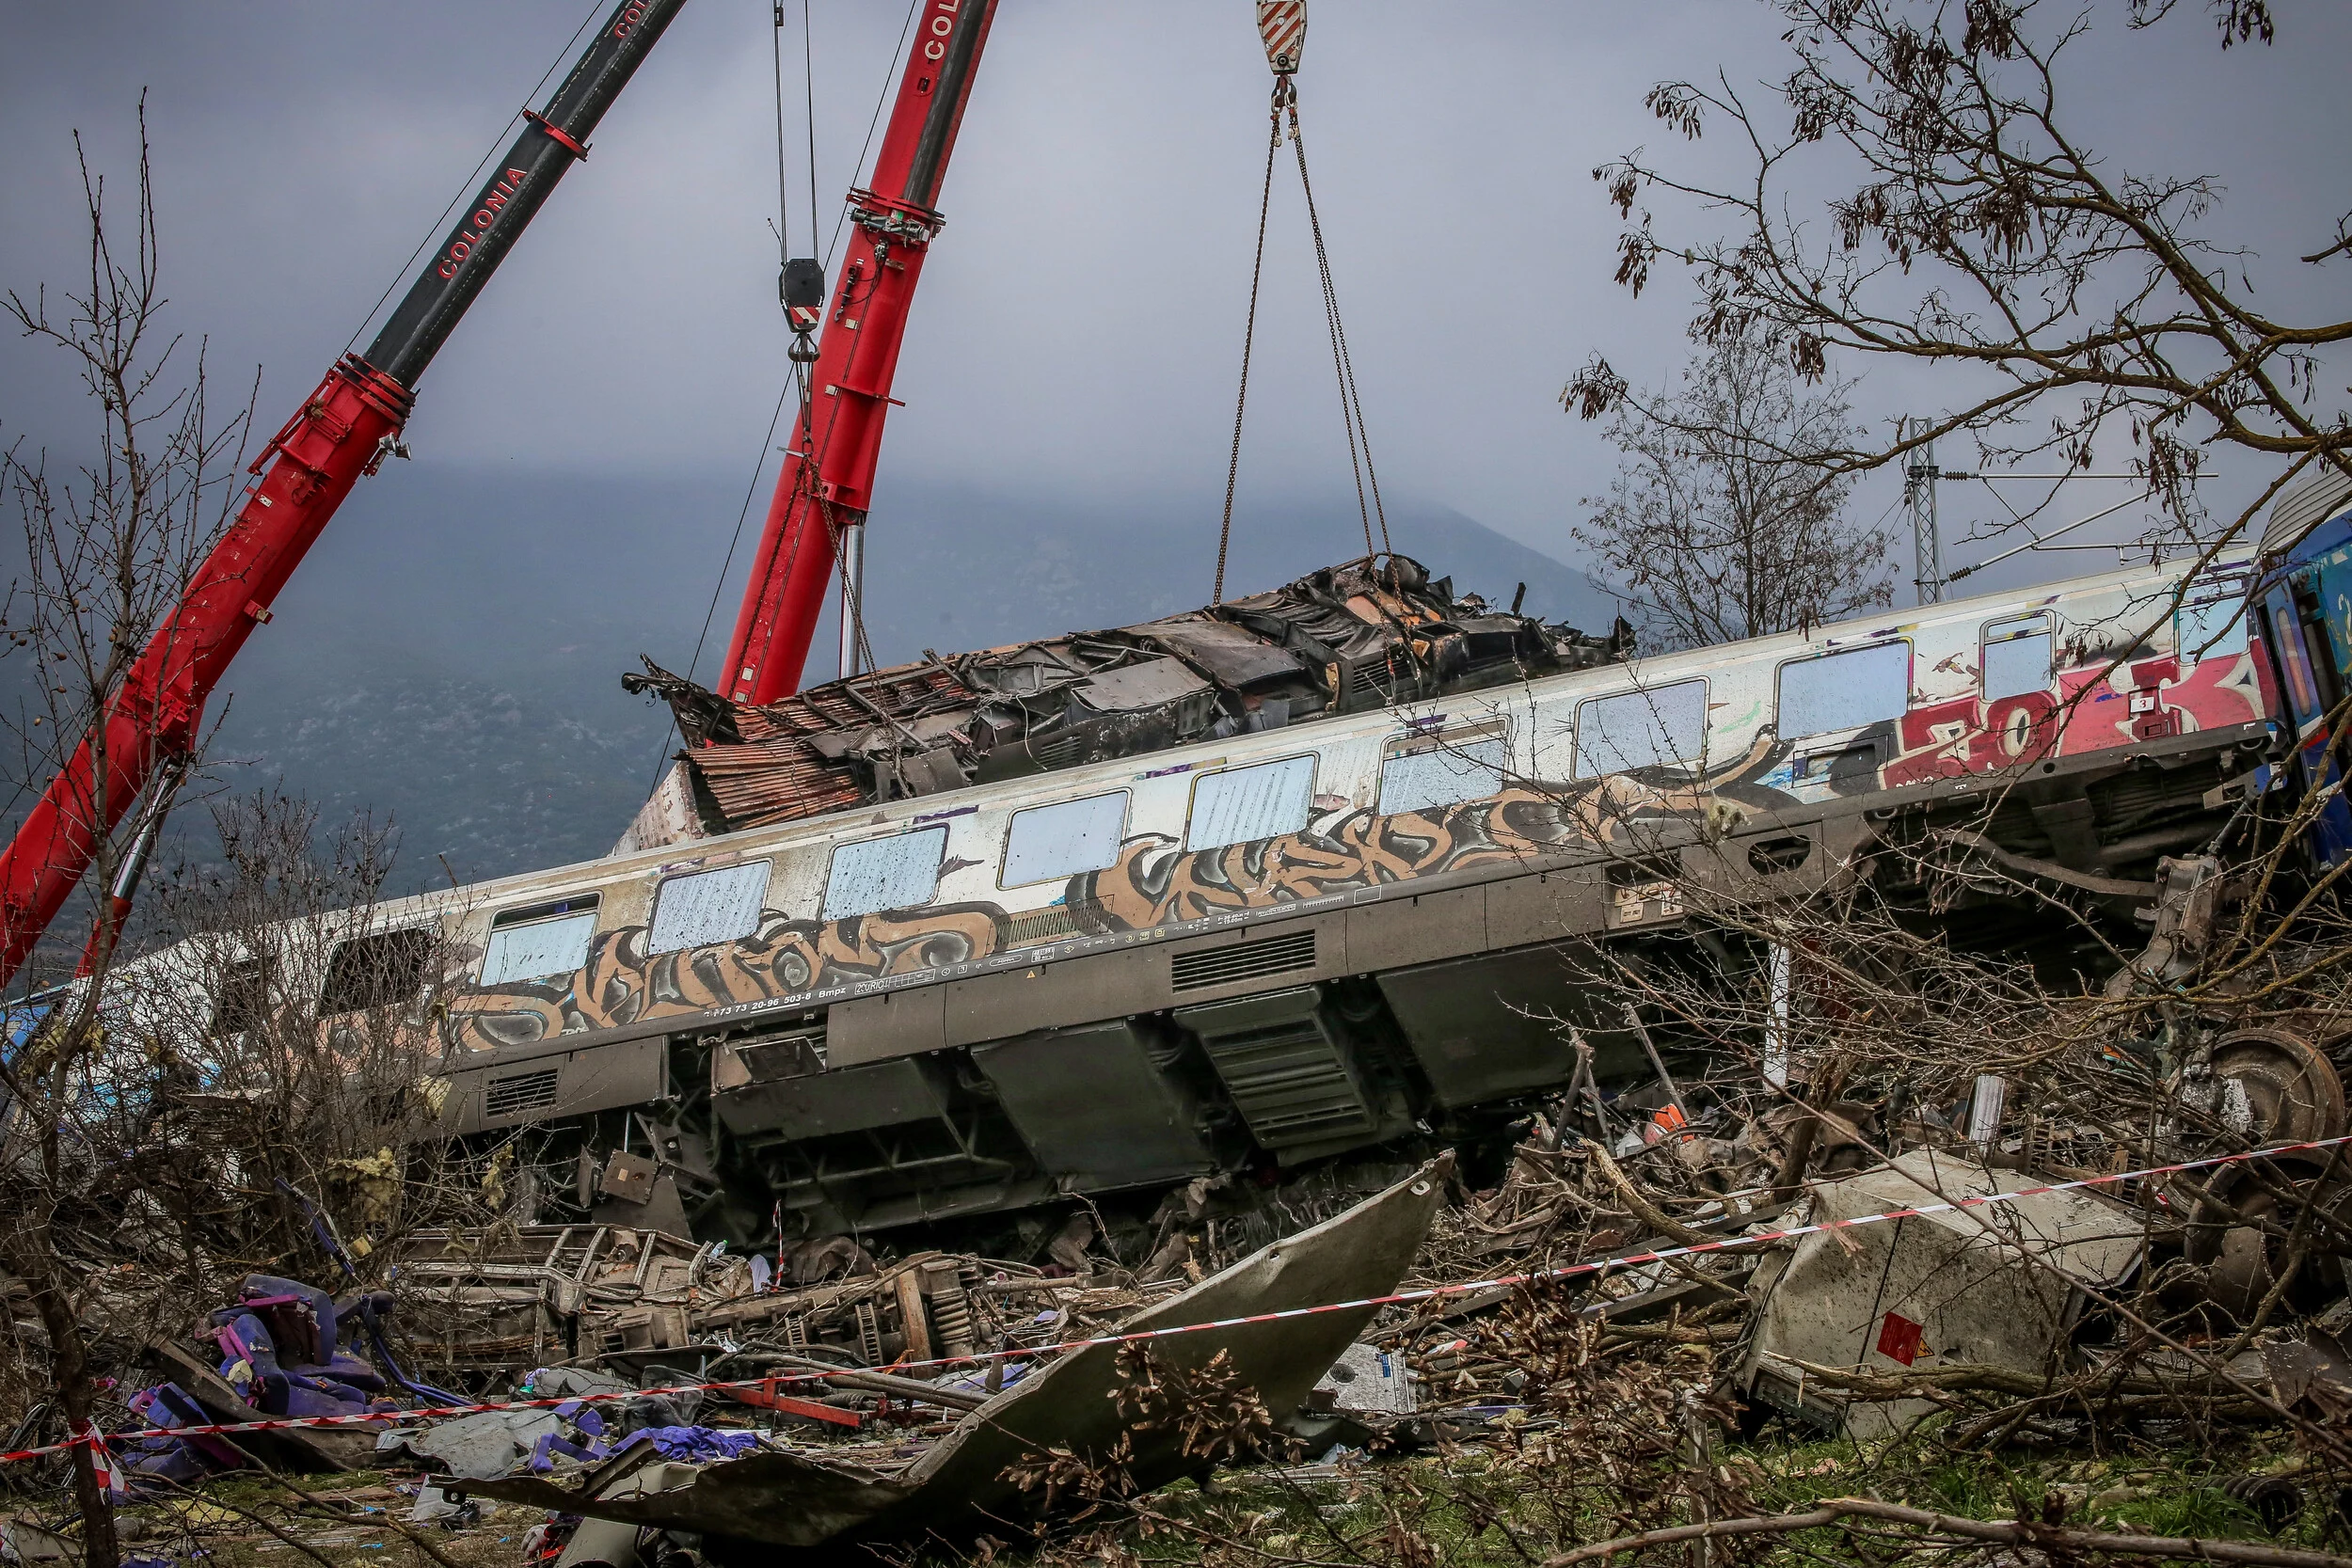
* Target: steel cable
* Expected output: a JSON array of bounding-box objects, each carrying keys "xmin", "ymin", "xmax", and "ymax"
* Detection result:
[
  {"xmin": 1217, "ymin": 74, "xmax": 1395, "ymax": 597},
  {"xmin": 1286, "ymin": 90, "xmax": 1391, "ymax": 564},
  {"xmin": 1214, "ymin": 83, "xmax": 1287, "ymax": 606}
]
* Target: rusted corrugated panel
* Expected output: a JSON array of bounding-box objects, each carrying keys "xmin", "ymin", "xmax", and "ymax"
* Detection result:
[
  {"xmin": 691, "ymin": 740, "xmax": 866, "ymax": 830},
  {"xmin": 738, "ymin": 662, "xmax": 974, "ymax": 744}
]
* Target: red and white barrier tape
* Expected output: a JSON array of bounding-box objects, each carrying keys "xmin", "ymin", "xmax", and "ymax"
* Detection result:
[{"xmin": 8, "ymin": 1130, "xmax": 2343, "ymax": 1467}]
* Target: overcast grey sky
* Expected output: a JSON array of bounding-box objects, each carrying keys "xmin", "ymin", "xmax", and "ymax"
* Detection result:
[{"xmin": 2, "ymin": 1, "xmax": 2346, "ymax": 608}]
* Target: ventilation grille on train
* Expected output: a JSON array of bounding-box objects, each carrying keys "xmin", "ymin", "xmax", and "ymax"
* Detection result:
[
  {"xmin": 485, "ymin": 1068, "xmax": 561, "ymax": 1118},
  {"xmin": 1030, "ymin": 735, "xmax": 1086, "ymax": 768},
  {"xmin": 1170, "ymin": 929, "xmax": 1317, "ymax": 992},
  {"xmin": 1182, "ymin": 990, "xmax": 1377, "ymax": 1148},
  {"xmin": 1008, "ymin": 907, "xmax": 1080, "ymax": 944},
  {"xmin": 2089, "ymin": 755, "xmax": 2219, "ymax": 832}
]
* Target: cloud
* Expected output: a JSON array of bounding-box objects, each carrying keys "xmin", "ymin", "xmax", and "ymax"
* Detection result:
[{"xmin": 2, "ymin": 0, "xmax": 2344, "ymax": 594}]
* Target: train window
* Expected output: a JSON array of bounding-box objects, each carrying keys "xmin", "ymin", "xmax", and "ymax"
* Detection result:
[
  {"xmin": 1001, "ymin": 791, "xmax": 1128, "ymax": 887},
  {"xmin": 823, "ymin": 826, "xmax": 948, "ymax": 919},
  {"xmin": 2177, "ymin": 595, "xmax": 2249, "ymax": 664},
  {"xmin": 648, "ymin": 862, "xmax": 771, "ymax": 954},
  {"xmin": 320, "ymin": 927, "xmax": 437, "ymax": 1016},
  {"xmin": 209, "ymin": 957, "xmax": 271, "ymax": 1038},
  {"xmin": 1778, "ymin": 641, "xmax": 1910, "ymax": 739},
  {"xmin": 1380, "ymin": 725, "xmax": 1508, "ymax": 815},
  {"xmin": 1981, "ymin": 615, "xmax": 2052, "ymax": 701},
  {"xmin": 481, "ymin": 895, "xmax": 602, "ymax": 986},
  {"xmin": 2273, "ymin": 602, "xmax": 2322, "ymax": 715},
  {"xmin": 1185, "ymin": 754, "xmax": 1315, "ymax": 851},
  {"xmin": 1574, "ymin": 680, "xmax": 1706, "ymax": 779}
]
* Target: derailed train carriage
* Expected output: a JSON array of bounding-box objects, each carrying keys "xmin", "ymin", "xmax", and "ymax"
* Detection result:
[{"xmin": 127, "ymin": 516, "xmax": 2312, "ymax": 1245}]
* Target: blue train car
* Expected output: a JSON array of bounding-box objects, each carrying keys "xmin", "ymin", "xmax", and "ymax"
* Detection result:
[{"xmin": 2253, "ymin": 468, "xmax": 2352, "ymax": 865}]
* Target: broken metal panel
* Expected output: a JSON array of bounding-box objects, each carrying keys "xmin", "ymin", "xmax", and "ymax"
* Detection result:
[
  {"xmin": 459, "ymin": 1159, "xmax": 1449, "ymax": 1551},
  {"xmin": 1072, "ymin": 657, "xmax": 1216, "ymax": 716},
  {"xmin": 1742, "ymin": 1150, "xmax": 2142, "ymax": 1439},
  {"xmin": 871, "ymin": 1157, "xmax": 1445, "ymax": 1544},
  {"xmin": 1135, "ymin": 613, "xmax": 1317, "ymax": 691},
  {"xmin": 612, "ymin": 760, "xmax": 718, "ymax": 857},
  {"xmin": 1311, "ymin": 1341, "xmax": 1419, "ymax": 1415}
]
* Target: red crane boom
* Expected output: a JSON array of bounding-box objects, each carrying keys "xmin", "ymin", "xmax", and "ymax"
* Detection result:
[
  {"xmin": 719, "ymin": 0, "xmax": 1001, "ymax": 705},
  {"xmin": 0, "ymin": 0, "xmax": 691, "ymax": 988}
]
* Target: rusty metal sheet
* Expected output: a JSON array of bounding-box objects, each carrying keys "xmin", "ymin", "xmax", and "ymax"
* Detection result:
[{"xmin": 460, "ymin": 1157, "xmax": 1449, "ymax": 1550}]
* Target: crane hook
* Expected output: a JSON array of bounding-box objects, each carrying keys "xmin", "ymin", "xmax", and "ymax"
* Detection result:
[
  {"xmin": 783, "ymin": 256, "xmax": 825, "ymax": 362},
  {"xmin": 1255, "ymin": 1, "xmax": 1305, "ymax": 75}
]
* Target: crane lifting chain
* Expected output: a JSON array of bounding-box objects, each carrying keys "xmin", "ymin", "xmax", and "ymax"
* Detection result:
[{"xmin": 1216, "ymin": 1, "xmax": 1392, "ymax": 604}]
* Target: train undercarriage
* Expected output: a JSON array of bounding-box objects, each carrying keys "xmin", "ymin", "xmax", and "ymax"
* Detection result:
[{"xmin": 484, "ymin": 719, "xmax": 2266, "ymax": 1258}]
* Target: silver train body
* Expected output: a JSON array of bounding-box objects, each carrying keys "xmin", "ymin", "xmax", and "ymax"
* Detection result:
[{"xmin": 145, "ymin": 552, "xmax": 2271, "ymax": 1239}]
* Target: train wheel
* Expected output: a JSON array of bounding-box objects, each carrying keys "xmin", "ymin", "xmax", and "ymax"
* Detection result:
[{"xmin": 2209, "ymin": 1028, "xmax": 2346, "ymax": 1146}]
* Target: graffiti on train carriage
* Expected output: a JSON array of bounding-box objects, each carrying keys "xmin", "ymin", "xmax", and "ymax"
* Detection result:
[
  {"xmin": 442, "ymin": 752, "xmax": 1775, "ymax": 1054},
  {"xmin": 1071, "ymin": 786, "xmax": 1582, "ymax": 930},
  {"xmin": 444, "ymin": 902, "xmax": 1012, "ymax": 1051},
  {"xmin": 437, "ymin": 631, "xmax": 2263, "ymax": 1055},
  {"xmin": 1880, "ymin": 637, "xmax": 2262, "ymax": 789}
]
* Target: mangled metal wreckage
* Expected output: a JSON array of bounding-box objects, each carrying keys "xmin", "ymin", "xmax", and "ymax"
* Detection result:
[
  {"xmin": 455, "ymin": 1162, "xmax": 1447, "ymax": 1558},
  {"xmin": 124, "ymin": 546, "xmax": 2268, "ymax": 1245},
  {"xmin": 617, "ymin": 556, "xmax": 1628, "ymax": 836}
]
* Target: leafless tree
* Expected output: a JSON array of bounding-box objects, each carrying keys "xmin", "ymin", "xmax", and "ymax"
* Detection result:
[
  {"xmin": 1563, "ymin": 0, "xmax": 2349, "ymax": 559},
  {"xmin": 1571, "ymin": 325, "xmax": 1890, "ymax": 650},
  {"xmin": 0, "ymin": 102, "xmax": 255, "ymax": 1568},
  {"xmin": 0, "ymin": 102, "xmax": 255, "ymax": 977},
  {"xmin": 1, "ymin": 785, "xmax": 497, "ymax": 1564},
  {"xmin": 129, "ymin": 788, "xmax": 485, "ymax": 1273}
]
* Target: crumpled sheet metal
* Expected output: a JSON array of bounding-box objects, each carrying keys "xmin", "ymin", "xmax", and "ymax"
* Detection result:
[
  {"xmin": 461, "ymin": 1158, "xmax": 1448, "ymax": 1552},
  {"xmin": 1743, "ymin": 1149, "xmax": 2143, "ymax": 1439},
  {"xmin": 2264, "ymin": 1325, "xmax": 2352, "ymax": 1421}
]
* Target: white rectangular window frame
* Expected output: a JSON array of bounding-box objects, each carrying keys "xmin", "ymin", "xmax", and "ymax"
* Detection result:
[
  {"xmin": 823, "ymin": 826, "xmax": 948, "ymax": 920},
  {"xmin": 1980, "ymin": 615, "xmax": 2053, "ymax": 702},
  {"xmin": 1185, "ymin": 754, "xmax": 1316, "ymax": 851},
  {"xmin": 1000, "ymin": 791, "xmax": 1129, "ymax": 888},
  {"xmin": 2177, "ymin": 593, "xmax": 2251, "ymax": 665},
  {"xmin": 1573, "ymin": 680, "xmax": 1708, "ymax": 780},
  {"xmin": 481, "ymin": 911, "xmax": 599, "ymax": 987},
  {"xmin": 1777, "ymin": 641, "xmax": 1912, "ymax": 740},
  {"xmin": 648, "ymin": 861, "xmax": 772, "ymax": 955},
  {"xmin": 1378, "ymin": 723, "xmax": 1509, "ymax": 816}
]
